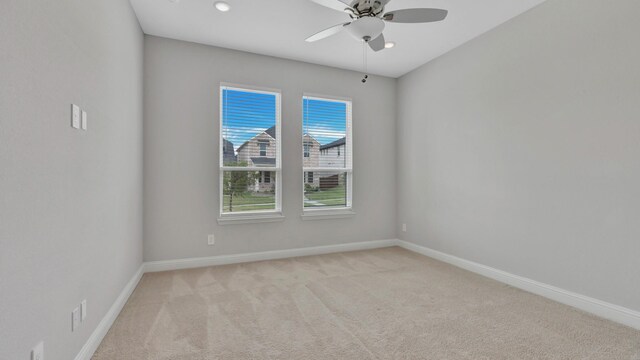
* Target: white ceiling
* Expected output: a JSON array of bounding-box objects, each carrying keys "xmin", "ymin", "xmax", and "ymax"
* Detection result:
[{"xmin": 130, "ymin": 0, "xmax": 546, "ymax": 78}]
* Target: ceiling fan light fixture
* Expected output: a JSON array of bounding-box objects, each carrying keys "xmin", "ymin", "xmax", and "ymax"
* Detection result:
[
  {"xmin": 346, "ymin": 17, "xmax": 385, "ymax": 41},
  {"xmin": 384, "ymin": 41, "xmax": 395, "ymax": 49},
  {"xmin": 214, "ymin": 1, "xmax": 231, "ymax": 12}
]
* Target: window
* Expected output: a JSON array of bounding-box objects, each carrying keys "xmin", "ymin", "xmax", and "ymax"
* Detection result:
[
  {"xmin": 258, "ymin": 141, "xmax": 268, "ymax": 157},
  {"xmin": 302, "ymin": 95, "xmax": 352, "ymax": 211},
  {"xmin": 220, "ymin": 85, "xmax": 281, "ymax": 216},
  {"xmin": 303, "ymin": 143, "xmax": 311, "ymax": 158}
]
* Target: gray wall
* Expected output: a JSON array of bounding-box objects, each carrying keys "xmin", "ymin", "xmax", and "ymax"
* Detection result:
[
  {"xmin": 397, "ymin": 0, "xmax": 640, "ymax": 311},
  {"xmin": 0, "ymin": 0, "xmax": 143, "ymax": 359},
  {"xmin": 143, "ymin": 36, "xmax": 396, "ymax": 261}
]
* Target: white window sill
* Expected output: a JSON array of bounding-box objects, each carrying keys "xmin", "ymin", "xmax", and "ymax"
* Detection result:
[
  {"xmin": 301, "ymin": 209, "xmax": 355, "ymax": 221},
  {"xmin": 217, "ymin": 213, "xmax": 285, "ymax": 225}
]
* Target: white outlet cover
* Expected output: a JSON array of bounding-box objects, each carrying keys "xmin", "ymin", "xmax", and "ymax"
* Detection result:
[
  {"xmin": 81, "ymin": 111, "xmax": 87, "ymax": 130},
  {"xmin": 81, "ymin": 299, "xmax": 87, "ymax": 321},
  {"xmin": 71, "ymin": 104, "xmax": 80, "ymax": 129},
  {"xmin": 72, "ymin": 307, "xmax": 80, "ymax": 331},
  {"xmin": 402, "ymin": 224, "xmax": 407, "ymax": 232},
  {"xmin": 31, "ymin": 341, "xmax": 44, "ymax": 360},
  {"xmin": 207, "ymin": 234, "xmax": 215, "ymax": 245}
]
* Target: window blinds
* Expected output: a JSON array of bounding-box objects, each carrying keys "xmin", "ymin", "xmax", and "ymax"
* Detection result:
[
  {"xmin": 220, "ymin": 86, "xmax": 281, "ymax": 214},
  {"xmin": 302, "ymin": 96, "xmax": 352, "ymax": 209}
]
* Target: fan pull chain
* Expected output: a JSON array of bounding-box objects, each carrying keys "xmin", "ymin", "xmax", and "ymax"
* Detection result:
[{"xmin": 362, "ymin": 39, "xmax": 369, "ymax": 83}]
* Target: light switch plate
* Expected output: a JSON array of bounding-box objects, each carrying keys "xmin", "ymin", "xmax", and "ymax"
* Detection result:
[
  {"xmin": 31, "ymin": 341, "xmax": 44, "ymax": 360},
  {"xmin": 81, "ymin": 111, "xmax": 87, "ymax": 130},
  {"xmin": 208, "ymin": 234, "xmax": 215, "ymax": 246},
  {"xmin": 81, "ymin": 299, "xmax": 87, "ymax": 321},
  {"xmin": 402, "ymin": 224, "xmax": 407, "ymax": 232},
  {"xmin": 72, "ymin": 307, "xmax": 80, "ymax": 331},
  {"xmin": 71, "ymin": 104, "xmax": 80, "ymax": 129}
]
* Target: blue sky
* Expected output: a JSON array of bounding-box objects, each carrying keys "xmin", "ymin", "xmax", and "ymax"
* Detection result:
[
  {"xmin": 303, "ymin": 98, "xmax": 347, "ymax": 145},
  {"xmin": 222, "ymin": 89, "xmax": 346, "ymax": 151}
]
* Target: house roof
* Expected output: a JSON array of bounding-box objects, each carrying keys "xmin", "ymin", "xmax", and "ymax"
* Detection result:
[
  {"xmin": 320, "ymin": 137, "xmax": 346, "ymax": 151},
  {"xmin": 251, "ymin": 157, "xmax": 276, "ymax": 166},
  {"xmin": 264, "ymin": 125, "xmax": 276, "ymax": 139},
  {"xmin": 222, "ymin": 138, "xmax": 234, "ymax": 154},
  {"xmin": 237, "ymin": 125, "xmax": 276, "ymax": 152}
]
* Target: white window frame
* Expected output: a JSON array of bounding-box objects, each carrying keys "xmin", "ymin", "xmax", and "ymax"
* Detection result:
[
  {"xmin": 302, "ymin": 94, "xmax": 354, "ymax": 219},
  {"xmin": 218, "ymin": 83, "xmax": 283, "ymax": 224}
]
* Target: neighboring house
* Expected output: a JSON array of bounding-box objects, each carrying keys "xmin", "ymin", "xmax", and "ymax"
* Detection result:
[
  {"xmin": 222, "ymin": 138, "xmax": 237, "ymax": 164},
  {"xmin": 319, "ymin": 137, "xmax": 346, "ymax": 167},
  {"xmin": 303, "ymin": 134, "xmax": 320, "ymax": 187},
  {"xmin": 237, "ymin": 126, "xmax": 277, "ymax": 192},
  {"xmin": 317, "ymin": 137, "xmax": 346, "ymax": 189},
  {"xmin": 234, "ymin": 128, "xmax": 346, "ymax": 192}
]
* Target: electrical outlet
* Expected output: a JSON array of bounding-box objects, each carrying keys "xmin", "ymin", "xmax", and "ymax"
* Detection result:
[
  {"xmin": 402, "ymin": 223, "xmax": 407, "ymax": 232},
  {"xmin": 207, "ymin": 234, "xmax": 215, "ymax": 246},
  {"xmin": 81, "ymin": 299, "xmax": 87, "ymax": 321},
  {"xmin": 72, "ymin": 307, "xmax": 80, "ymax": 331},
  {"xmin": 31, "ymin": 342, "xmax": 44, "ymax": 360}
]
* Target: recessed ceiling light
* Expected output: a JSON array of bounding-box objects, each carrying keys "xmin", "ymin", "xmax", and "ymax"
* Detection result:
[
  {"xmin": 384, "ymin": 41, "xmax": 395, "ymax": 49},
  {"xmin": 214, "ymin": 1, "xmax": 231, "ymax": 12}
]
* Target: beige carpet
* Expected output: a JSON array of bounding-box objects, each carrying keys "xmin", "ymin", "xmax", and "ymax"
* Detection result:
[{"xmin": 93, "ymin": 247, "xmax": 640, "ymax": 359}]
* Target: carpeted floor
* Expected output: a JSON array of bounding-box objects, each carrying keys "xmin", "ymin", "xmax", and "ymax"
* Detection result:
[{"xmin": 93, "ymin": 247, "xmax": 640, "ymax": 359}]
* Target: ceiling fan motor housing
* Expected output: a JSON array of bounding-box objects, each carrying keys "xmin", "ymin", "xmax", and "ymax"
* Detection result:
[
  {"xmin": 351, "ymin": 0, "xmax": 387, "ymax": 16},
  {"xmin": 346, "ymin": 17, "xmax": 385, "ymax": 41}
]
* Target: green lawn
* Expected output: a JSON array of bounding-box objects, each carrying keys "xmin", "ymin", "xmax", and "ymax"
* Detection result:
[
  {"xmin": 223, "ymin": 192, "xmax": 275, "ymax": 212},
  {"xmin": 305, "ymin": 185, "xmax": 347, "ymax": 207},
  {"xmin": 222, "ymin": 185, "xmax": 346, "ymax": 211}
]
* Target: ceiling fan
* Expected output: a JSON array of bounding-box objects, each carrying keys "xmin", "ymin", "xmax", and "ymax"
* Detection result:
[{"xmin": 305, "ymin": 0, "xmax": 448, "ymax": 51}]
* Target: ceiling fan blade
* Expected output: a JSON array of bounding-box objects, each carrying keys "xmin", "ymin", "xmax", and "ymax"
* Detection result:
[
  {"xmin": 368, "ymin": 33, "xmax": 385, "ymax": 52},
  {"xmin": 383, "ymin": 8, "xmax": 448, "ymax": 23},
  {"xmin": 305, "ymin": 22, "xmax": 350, "ymax": 42},
  {"xmin": 309, "ymin": 0, "xmax": 354, "ymax": 13}
]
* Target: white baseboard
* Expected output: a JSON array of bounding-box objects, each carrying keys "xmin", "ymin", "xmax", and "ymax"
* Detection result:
[
  {"xmin": 144, "ymin": 239, "xmax": 397, "ymax": 273},
  {"xmin": 74, "ymin": 264, "xmax": 145, "ymax": 360},
  {"xmin": 397, "ymin": 240, "xmax": 640, "ymax": 330}
]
